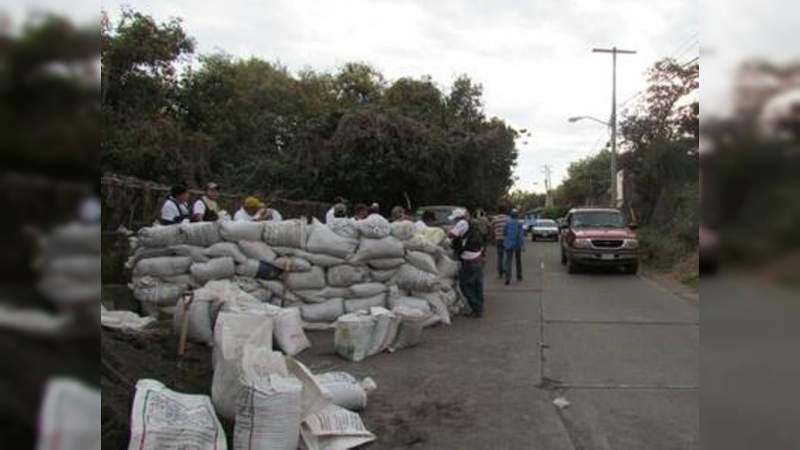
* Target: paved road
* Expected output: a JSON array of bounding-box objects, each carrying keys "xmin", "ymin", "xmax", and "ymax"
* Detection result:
[{"xmin": 303, "ymin": 240, "xmax": 698, "ymax": 449}]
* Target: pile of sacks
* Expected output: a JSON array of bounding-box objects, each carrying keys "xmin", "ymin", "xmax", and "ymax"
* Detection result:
[
  {"xmin": 127, "ymin": 215, "xmax": 468, "ymax": 330},
  {"xmin": 129, "ymin": 312, "xmax": 377, "ymax": 450}
]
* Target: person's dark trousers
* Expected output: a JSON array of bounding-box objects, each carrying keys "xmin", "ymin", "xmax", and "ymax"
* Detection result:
[
  {"xmin": 496, "ymin": 240, "xmax": 505, "ymax": 277},
  {"xmin": 504, "ymin": 247, "xmax": 523, "ymax": 283},
  {"xmin": 459, "ymin": 259, "xmax": 485, "ymax": 316}
]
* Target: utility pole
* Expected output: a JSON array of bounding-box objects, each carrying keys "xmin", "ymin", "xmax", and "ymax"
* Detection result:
[
  {"xmin": 541, "ymin": 164, "xmax": 553, "ymax": 208},
  {"xmin": 592, "ymin": 46, "xmax": 636, "ymax": 208}
]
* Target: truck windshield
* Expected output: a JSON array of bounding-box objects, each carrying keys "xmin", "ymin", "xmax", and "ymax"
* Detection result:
[{"xmin": 572, "ymin": 212, "xmax": 625, "ymax": 228}]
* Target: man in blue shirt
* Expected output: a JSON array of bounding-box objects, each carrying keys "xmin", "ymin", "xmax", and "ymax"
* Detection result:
[{"xmin": 503, "ymin": 208, "xmax": 525, "ymax": 285}]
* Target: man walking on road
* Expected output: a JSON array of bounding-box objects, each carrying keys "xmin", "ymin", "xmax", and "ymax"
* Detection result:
[
  {"xmin": 491, "ymin": 210, "xmax": 509, "ymax": 278},
  {"xmin": 448, "ymin": 208, "xmax": 486, "ymax": 318},
  {"xmin": 503, "ymin": 208, "xmax": 525, "ymax": 285}
]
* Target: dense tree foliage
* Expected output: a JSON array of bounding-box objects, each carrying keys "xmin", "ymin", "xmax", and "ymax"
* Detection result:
[{"xmin": 101, "ymin": 9, "xmax": 519, "ymax": 211}]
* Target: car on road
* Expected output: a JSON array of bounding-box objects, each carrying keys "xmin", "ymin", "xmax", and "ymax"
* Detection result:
[
  {"xmin": 530, "ymin": 219, "xmax": 560, "ymax": 241},
  {"xmin": 415, "ymin": 205, "xmax": 467, "ymax": 232},
  {"xmin": 559, "ymin": 208, "xmax": 639, "ymax": 274}
]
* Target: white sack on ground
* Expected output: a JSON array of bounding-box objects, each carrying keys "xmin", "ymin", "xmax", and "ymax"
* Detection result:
[
  {"xmin": 127, "ymin": 379, "xmax": 227, "ymax": 450},
  {"xmin": 353, "ymin": 214, "xmax": 390, "ymax": 239},
  {"xmin": 238, "ymin": 240, "xmax": 278, "ymax": 263},
  {"xmin": 132, "ymin": 256, "xmax": 192, "ymax": 278},
  {"xmin": 212, "ymin": 313, "xmax": 274, "ymax": 421},
  {"xmin": 344, "ymin": 294, "xmax": 386, "ymax": 314},
  {"xmin": 36, "ymin": 378, "xmax": 100, "ymax": 450},
  {"xmin": 367, "ymin": 307, "xmax": 400, "ymax": 356},
  {"xmin": 306, "ymin": 218, "xmax": 358, "ymax": 258},
  {"xmin": 327, "ymin": 265, "xmax": 367, "ymax": 287},
  {"xmin": 236, "ymin": 259, "xmax": 261, "ymax": 278},
  {"xmin": 395, "ymin": 264, "xmax": 440, "ymax": 293},
  {"xmin": 416, "ymin": 290, "xmax": 452, "ymax": 325},
  {"xmin": 101, "ymin": 307, "xmax": 155, "ymax": 331},
  {"xmin": 367, "ymin": 257, "xmax": 405, "ymax": 270},
  {"xmin": 180, "ymin": 222, "xmax": 221, "ymax": 247},
  {"xmin": 131, "ymin": 276, "xmax": 185, "ymax": 307},
  {"xmin": 220, "ymin": 220, "xmax": 265, "ymax": 242},
  {"xmin": 191, "ymin": 257, "xmax": 236, "ymax": 282},
  {"xmin": 126, "ymin": 247, "xmax": 175, "ymax": 268},
  {"xmin": 205, "ymin": 242, "xmax": 248, "ymax": 264},
  {"xmin": 369, "ymin": 268, "xmax": 398, "ymax": 283},
  {"xmin": 233, "ymin": 373, "xmax": 302, "ymax": 450},
  {"xmin": 275, "ymin": 257, "xmax": 312, "ymax": 273},
  {"xmin": 334, "ymin": 314, "xmax": 376, "ymax": 362},
  {"xmin": 285, "ymin": 357, "xmax": 333, "ymax": 419},
  {"xmin": 388, "ymin": 296, "xmax": 432, "ymax": 315},
  {"xmin": 285, "ymin": 266, "xmax": 325, "ymax": 291},
  {"xmin": 405, "ymin": 251, "xmax": 439, "ymax": 274},
  {"xmin": 300, "ymin": 403, "xmax": 375, "ymax": 450},
  {"xmin": 274, "ymin": 308, "xmax": 311, "ymax": 356},
  {"xmin": 391, "ymin": 306, "xmax": 427, "ymax": 350},
  {"xmin": 263, "ymin": 220, "xmax": 308, "ymax": 249},
  {"xmin": 315, "ymin": 372, "xmax": 375, "ymax": 411},
  {"xmin": 436, "ymin": 254, "xmax": 460, "ymax": 279},
  {"xmin": 137, "ymin": 225, "xmax": 184, "ymax": 248},
  {"xmin": 350, "ymin": 236, "xmax": 404, "ymax": 263},
  {"xmin": 172, "ymin": 280, "xmax": 250, "ymax": 345},
  {"xmin": 390, "ymin": 220, "xmax": 416, "ymax": 241},
  {"xmin": 349, "ymin": 282, "xmax": 387, "ymax": 298},
  {"xmin": 327, "ymin": 218, "xmax": 358, "ymax": 240},
  {"xmin": 169, "ymin": 245, "xmax": 210, "ymax": 263},
  {"xmin": 301, "ymin": 298, "xmax": 344, "ymax": 323}
]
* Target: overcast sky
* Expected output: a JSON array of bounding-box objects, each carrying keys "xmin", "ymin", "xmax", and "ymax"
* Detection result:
[{"xmin": 11, "ymin": 0, "xmax": 704, "ymax": 192}]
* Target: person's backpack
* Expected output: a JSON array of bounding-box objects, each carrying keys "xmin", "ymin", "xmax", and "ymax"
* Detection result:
[
  {"xmin": 452, "ymin": 220, "xmax": 485, "ymax": 257},
  {"xmin": 157, "ymin": 197, "xmax": 189, "ymax": 225},
  {"xmin": 199, "ymin": 198, "xmax": 219, "ymax": 222}
]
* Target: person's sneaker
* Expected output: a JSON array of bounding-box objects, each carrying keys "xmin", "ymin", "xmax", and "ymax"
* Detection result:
[{"xmin": 504, "ymin": 279, "xmax": 510, "ymax": 285}]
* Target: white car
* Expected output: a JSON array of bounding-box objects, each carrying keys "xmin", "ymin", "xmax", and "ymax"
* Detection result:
[{"xmin": 531, "ymin": 219, "xmax": 560, "ymax": 241}]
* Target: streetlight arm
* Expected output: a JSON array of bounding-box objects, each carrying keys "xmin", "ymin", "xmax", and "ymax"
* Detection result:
[{"xmin": 567, "ymin": 115, "xmax": 611, "ymax": 126}]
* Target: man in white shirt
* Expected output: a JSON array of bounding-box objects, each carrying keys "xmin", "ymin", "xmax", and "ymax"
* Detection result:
[
  {"xmin": 447, "ymin": 208, "xmax": 485, "ymax": 318},
  {"xmin": 192, "ymin": 182, "xmax": 222, "ymax": 222},
  {"xmin": 234, "ymin": 196, "xmax": 267, "ymax": 222},
  {"xmin": 159, "ymin": 184, "xmax": 191, "ymax": 225}
]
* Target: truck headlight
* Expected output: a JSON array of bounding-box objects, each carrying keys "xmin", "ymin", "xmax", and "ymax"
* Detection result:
[
  {"xmin": 623, "ymin": 239, "xmax": 639, "ymax": 249},
  {"xmin": 573, "ymin": 238, "xmax": 591, "ymax": 249}
]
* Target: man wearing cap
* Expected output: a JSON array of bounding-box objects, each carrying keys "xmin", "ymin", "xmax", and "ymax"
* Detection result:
[
  {"xmin": 326, "ymin": 196, "xmax": 347, "ymax": 223},
  {"xmin": 192, "ymin": 182, "xmax": 222, "ymax": 222},
  {"xmin": 234, "ymin": 196, "xmax": 268, "ymax": 222},
  {"xmin": 447, "ymin": 208, "xmax": 486, "ymax": 318},
  {"xmin": 503, "ymin": 208, "xmax": 525, "ymax": 285},
  {"xmin": 158, "ymin": 184, "xmax": 191, "ymax": 225}
]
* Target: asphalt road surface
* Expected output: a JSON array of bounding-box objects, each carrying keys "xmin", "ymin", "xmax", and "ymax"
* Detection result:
[{"xmin": 304, "ymin": 240, "xmax": 699, "ymax": 449}]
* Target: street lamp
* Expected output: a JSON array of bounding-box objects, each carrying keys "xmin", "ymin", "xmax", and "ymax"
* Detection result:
[
  {"xmin": 568, "ymin": 116, "xmax": 610, "ymax": 126},
  {"xmin": 568, "ymin": 114, "xmax": 617, "ymax": 207}
]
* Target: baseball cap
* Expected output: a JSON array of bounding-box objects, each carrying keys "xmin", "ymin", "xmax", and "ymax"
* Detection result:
[
  {"xmin": 244, "ymin": 196, "xmax": 263, "ymax": 209},
  {"xmin": 206, "ymin": 182, "xmax": 220, "ymax": 190}
]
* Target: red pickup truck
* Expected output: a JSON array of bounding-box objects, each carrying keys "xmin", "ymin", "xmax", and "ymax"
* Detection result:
[{"xmin": 559, "ymin": 208, "xmax": 639, "ymax": 274}]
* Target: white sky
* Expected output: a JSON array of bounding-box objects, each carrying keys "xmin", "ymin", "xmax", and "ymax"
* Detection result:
[{"xmin": 8, "ymin": 0, "xmax": 703, "ymax": 193}]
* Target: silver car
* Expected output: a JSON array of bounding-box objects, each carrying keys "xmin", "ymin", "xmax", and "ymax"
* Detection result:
[{"xmin": 531, "ymin": 219, "xmax": 559, "ymax": 241}]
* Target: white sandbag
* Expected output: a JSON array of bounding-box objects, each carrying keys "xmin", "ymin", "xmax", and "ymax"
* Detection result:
[
  {"xmin": 422, "ymin": 314, "xmax": 442, "ymax": 328},
  {"xmin": 270, "ymin": 246, "xmax": 298, "ymax": 256},
  {"xmin": 388, "ymin": 296, "xmax": 432, "ymax": 315},
  {"xmin": 233, "ymin": 276, "xmax": 261, "ymax": 293},
  {"xmin": 415, "ymin": 290, "xmax": 452, "ymax": 325},
  {"xmin": 353, "ymin": 214, "xmax": 391, "ymax": 239},
  {"xmin": 126, "ymin": 247, "xmax": 175, "ymax": 269},
  {"xmin": 169, "ymin": 244, "xmax": 210, "ymax": 263},
  {"xmin": 404, "ymin": 228, "xmax": 446, "ymax": 254},
  {"xmin": 190, "ymin": 257, "xmax": 236, "ymax": 282},
  {"xmin": 131, "ymin": 276, "xmax": 185, "ymax": 307},
  {"xmin": 306, "ymin": 218, "xmax": 358, "ymax": 258},
  {"xmin": 285, "ymin": 357, "xmax": 334, "ymax": 419},
  {"xmin": 236, "ymin": 259, "xmax": 260, "ymax": 278},
  {"xmin": 391, "ymin": 306, "xmax": 427, "ymax": 350},
  {"xmin": 301, "ymin": 298, "xmax": 344, "ymax": 323},
  {"xmin": 344, "ymin": 294, "xmax": 386, "ymax": 313},
  {"xmin": 367, "ymin": 257, "xmax": 406, "ymax": 270},
  {"xmin": 315, "ymin": 373, "xmax": 377, "ymax": 412},
  {"xmin": 350, "ymin": 236, "xmax": 404, "ymax": 263},
  {"xmin": 101, "ymin": 307, "xmax": 156, "ymax": 331},
  {"xmin": 159, "ymin": 273, "xmax": 198, "ymax": 290},
  {"xmin": 220, "ymin": 220, "xmax": 265, "ymax": 242},
  {"xmin": 238, "ymin": 240, "xmax": 278, "ymax": 263},
  {"xmin": 132, "ymin": 256, "xmax": 192, "ymax": 278},
  {"xmin": 349, "ymin": 282, "xmax": 387, "ymax": 298},
  {"xmin": 395, "ymin": 264, "xmax": 440, "ymax": 293},
  {"xmin": 274, "ymin": 308, "xmax": 311, "ymax": 356},
  {"xmin": 367, "ymin": 307, "xmax": 400, "ymax": 356},
  {"xmin": 298, "ymin": 251, "xmax": 348, "ymax": 268},
  {"xmin": 390, "ymin": 220, "xmax": 416, "ymax": 241},
  {"xmin": 180, "ymin": 221, "xmax": 221, "ymax": 247},
  {"xmin": 37, "ymin": 378, "xmax": 100, "ymax": 450},
  {"xmin": 293, "ymin": 290, "xmax": 328, "ymax": 304},
  {"xmin": 405, "ymin": 251, "xmax": 439, "ymax": 274},
  {"xmin": 212, "ymin": 312, "xmax": 274, "ymax": 421},
  {"xmin": 275, "ymin": 256, "xmax": 312, "ymax": 273},
  {"xmin": 249, "ymin": 288, "xmax": 273, "ymax": 303},
  {"xmin": 326, "ymin": 265, "xmax": 367, "ymax": 287},
  {"xmin": 334, "ymin": 313, "xmax": 376, "ymax": 362},
  {"xmin": 285, "ymin": 266, "xmax": 325, "ymax": 291},
  {"xmin": 369, "ymin": 268, "xmax": 398, "ymax": 283},
  {"xmin": 172, "ymin": 280, "xmax": 246, "ymax": 345},
  {"xmin": 234, "ymin": 374, "xmax": 302, "ymax": 450},
  {"xmin": 261, "ymin": 280, "xmax": 286, "ymax": 297},
  {"xmin": 300, "ymin": 404, "xmax": 375, "ymax": 450},
  {"xmin": 205, "ymin": 242, "xmax": 248, "ymax": 264},
  {"xmin": 327, "ymin": 217, "xmax": 358, "ymax": 240},
  {"xmin": 436, "ymin": 254, "xmax": 460, "ymax": 279},
  {"xmin": 128, "ymin": 379, "xmax": 226, "ymax": 450},
  {"xmin": 137, "ymin": 224, "xmax": 184, "ymax": 248},
  {"xmin": 263, "ymin": 220, "xmax": 308, "ymax": 249}
]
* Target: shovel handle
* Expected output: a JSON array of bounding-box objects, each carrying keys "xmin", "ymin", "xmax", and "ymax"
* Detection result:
[{"xmin": 177, "ymin": 292, "xmax": 194, "ymax": 357}]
